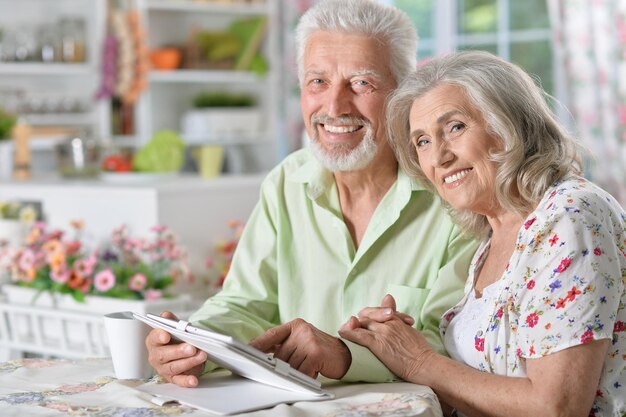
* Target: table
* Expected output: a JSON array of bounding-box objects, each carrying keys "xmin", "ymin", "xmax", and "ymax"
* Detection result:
[{"xmin": 0, "ymin": 357, "xmax": 442, "ymax": 417}]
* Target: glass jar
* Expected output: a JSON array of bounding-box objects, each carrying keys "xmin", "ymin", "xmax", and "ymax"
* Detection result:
[
  {"xmin": 38, "ymin": 23, "xmax": 61, "ymax": 63},
  {"xmin": 59, "ymin": 17, "xmax": 86, "ymax": 63}
]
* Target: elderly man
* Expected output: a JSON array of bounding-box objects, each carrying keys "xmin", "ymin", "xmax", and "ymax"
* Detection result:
[{"xmin": 146, "ymin": 0, "xmax": 477, "ymax": 387}]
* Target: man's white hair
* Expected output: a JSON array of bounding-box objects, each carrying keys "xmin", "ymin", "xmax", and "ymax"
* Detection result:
[{"xmin": 295, "ymin": 0, "xmax": 418, "ymax": 86}]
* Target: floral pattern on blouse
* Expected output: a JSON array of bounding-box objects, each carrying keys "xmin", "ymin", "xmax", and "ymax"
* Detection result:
[{"xmin": 441, "ymin": 176, "xmax": 626, "ymax": 417}]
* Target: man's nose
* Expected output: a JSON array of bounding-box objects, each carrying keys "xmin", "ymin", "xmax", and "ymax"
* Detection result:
[{"xmin": 326, "ymin": 84, "xmax": 352, "ymax": 117}]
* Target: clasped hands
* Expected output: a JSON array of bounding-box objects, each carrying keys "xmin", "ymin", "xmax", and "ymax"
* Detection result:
[{"xmin": 145, "ymin": 295, "xmax": 432, "ymax": 388}]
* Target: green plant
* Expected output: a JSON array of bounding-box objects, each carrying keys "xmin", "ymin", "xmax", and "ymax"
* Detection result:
[
  {"xmin": 0, "ymin": 200, "xmax": 38, "ymax": 222},
  {"xmin": 192, "ymin": 92, "xmax": 256, "ymax": 109},
  {"xmin": 0, "ymin": 108, "xmax": 16, "ymax": 140}
]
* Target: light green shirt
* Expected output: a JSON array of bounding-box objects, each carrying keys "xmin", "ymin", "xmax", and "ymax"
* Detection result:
[{"xmin": 190, "ymin": 148, "xmax": 478, "ymax": 382}]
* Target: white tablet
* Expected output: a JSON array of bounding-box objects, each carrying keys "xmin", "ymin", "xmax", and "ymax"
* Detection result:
[{"xmin": 133, "ymin": 312, "xmax": 332, "ymax": 397}]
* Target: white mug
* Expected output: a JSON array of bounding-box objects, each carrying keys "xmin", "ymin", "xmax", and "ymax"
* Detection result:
[{"xmin": 103, "ymin": 311, "xmax": 153, "ymax": 379}]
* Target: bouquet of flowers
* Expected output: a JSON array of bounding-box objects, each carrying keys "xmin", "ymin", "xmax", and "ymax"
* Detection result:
[
  {"xmin": 0, "ymin": 221, "xmax": 192, "ymax": 302},
  {"xmin": 205, "ymin": 220, "xmax": 243, "ymax": 289}
]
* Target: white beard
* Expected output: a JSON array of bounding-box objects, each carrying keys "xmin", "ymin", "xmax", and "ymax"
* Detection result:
[{"xmin": 308, "ymin": 116, "xmax": 378, "ymax": 172}]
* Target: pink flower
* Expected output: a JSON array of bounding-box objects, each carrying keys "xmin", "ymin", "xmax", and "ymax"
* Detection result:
[
  {"xmin": 526, "ymin": 313, "xmax": 539, "ymax": 328},
  {"xmin": 526, "ymin": 280, "xmax": 535, "ymax": 290},
  {"xmin": 74, "ymin": 255, "xmax": 96, "ymax": 276},
  {"xmin": 144, "ymin": 289, "xmax": 162, "ymax": 301},
  {"xmin": 474, "ymin": 337, "xmax": 485, "ymax": 352},
  {"xmin": 593, "ymin": 247, "xmax": 602, "ymax": 256},
  {"xmin": 94, "ymin": 269, "xmax": 116, "ymax": 292},
  {"xmin": 128, "ymin": 273, "xmax": 147, "ymax": 291},
  {"xmin": 18, "ymin": 249, "xmax": 36, "ymax": 271},
  {"xmin": 556, "ymin": 257, "xmax": 572, "ymax": 273},
  {"xmin": 524, "ymin": 217, "xmax": 536, "ymax": 229},
  {"xmin": 580, "ymin": 329, "xmax": 594, "ymax": 344},
  {"xmin": 50, "ymin": 267, "xmax": 70, "ymax": 284},
  {"xmin": 614, "ymin": 321, "xmax": 625, "ymax": 333},
  {"xmin": 150, "ymin": 225, "xmax": 167, "ymax": 234}
]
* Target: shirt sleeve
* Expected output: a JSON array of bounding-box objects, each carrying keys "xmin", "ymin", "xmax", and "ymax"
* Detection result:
[
  {"xmin": 189, "ymin": 177, "xmax": 280, "ymax": 344},
  {"xmin": 515, "ymin": 189, "xmax": 623, "ymax": 358}
]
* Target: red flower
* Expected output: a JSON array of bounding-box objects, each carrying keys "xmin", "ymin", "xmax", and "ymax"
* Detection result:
[
  {"xmin": 580, "ymin": 329, "xmax": 594, "ymax": 344},
  {"xmin": 527, "ymin": 280, "xmax": 535, "ymax": 290},
  {"xmin": 614, "ymin": 321, "xmax": 625, "ymax": 333},
  {"xmin": 526, "ymin": 313, "xmax": 539, "ymax": 328},
  {"xmin": 475, "ymin": 337, "xmax": 485, "ymax": 352},
  {"xmin": 524, "ymin": 217, "xmax": 536, "ymax": 229},
  {"xmin": 566, "ymin": 286, "xmax": 581, "ymax": 302},
  {"xmin": 516, "ymin": 348, "xmax": 523, "ymax": 357},
  {"xmin": 496, "ymin": 306, "xmax": 504, "ymax": 318},
  {"xmin": 529, "ymin": 345, "xmax": 535, "ymax": 355},
  {"xmin": 548, "ymin": 234, "xmax": 559, "ymax": 247},
  {"xmin": 556, "ymin": 257, "xmax": 572, "ymax": 273},
  {"xmin": 556, "ymin": 298, "xmax": 567, "ymax": 309},
  {"xmin": 593, "ymin": 247, "xmax": 602, "ymax": 256}
]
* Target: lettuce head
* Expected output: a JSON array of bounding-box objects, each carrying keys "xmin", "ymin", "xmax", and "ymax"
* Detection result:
[{"xmin": 133, "ymin": 130, "xmax": 185, "ymax": 172}]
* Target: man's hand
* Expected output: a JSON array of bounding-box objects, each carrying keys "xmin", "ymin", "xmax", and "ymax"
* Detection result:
[
  {"xmin": 145, "ymin": 311, "xmax": 208, "ymax": 388},
  {"xmin": 249, "ymin": 318, "xmax": 351, "ymax": 380}
]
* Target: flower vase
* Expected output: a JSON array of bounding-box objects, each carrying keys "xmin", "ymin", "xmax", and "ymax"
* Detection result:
[{"xmin": 0, "ymin": 285, "xmax": 189, "ymax": 358}]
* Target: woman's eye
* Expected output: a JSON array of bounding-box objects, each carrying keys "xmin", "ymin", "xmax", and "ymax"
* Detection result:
[
  {"xmin": 450, "ymin": 122, "xmax": 466, "ymax": 133},
  {"xmin": 415, "ymin": 138, "xmax": 430, "ymax": 148}
]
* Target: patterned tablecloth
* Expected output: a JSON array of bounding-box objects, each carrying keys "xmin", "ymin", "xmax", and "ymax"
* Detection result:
[{"xmin": 0, "ymin": 357, "xmax": 442, "ymax": 417}]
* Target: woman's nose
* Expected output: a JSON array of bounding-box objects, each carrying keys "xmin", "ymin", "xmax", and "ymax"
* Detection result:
[{"xmin": 433, "ymin": 142, "xmax": 454, "ymax": 167}]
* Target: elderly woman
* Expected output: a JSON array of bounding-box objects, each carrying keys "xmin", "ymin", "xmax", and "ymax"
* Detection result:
[{"xmin": 339, "ymin": 51, "xmax": 625, "ymax": 417}]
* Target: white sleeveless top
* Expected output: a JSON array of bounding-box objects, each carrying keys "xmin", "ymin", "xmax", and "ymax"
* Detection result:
[{"xmin": 444, "ymin": 279, "xmax": 502, "ymax": 369}]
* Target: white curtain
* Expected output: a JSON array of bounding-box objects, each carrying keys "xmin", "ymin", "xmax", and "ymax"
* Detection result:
[{"xmin": 549, "ymin": 0, "xmax": 626, "ymax": 205}]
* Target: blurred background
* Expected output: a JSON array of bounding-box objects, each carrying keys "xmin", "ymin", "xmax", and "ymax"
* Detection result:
[
  {"xmin": 0, "ymin": 0, "xmax": 624, "ymax": 203},
  {"xmin": 0, "ymin": 0, "xmax": 624, "ymax": 282}
]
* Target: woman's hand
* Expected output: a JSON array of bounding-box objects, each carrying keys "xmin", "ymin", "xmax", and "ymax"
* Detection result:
[
  {"xmin": 339, "ymin": 295, "xmax": 435, "ymax": 383},
  {"xmin": 340, "ymin": 294, "xmax": 415, "ymax": 331}
]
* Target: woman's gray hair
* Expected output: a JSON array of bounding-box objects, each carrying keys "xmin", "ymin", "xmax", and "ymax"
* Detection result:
[
  {"xmin": 387, "ymin": 51, "xmax": 582, "ymax": 238},
  {"xmin": 295, "ymin": 0, "xmax": 417, "ymax": 85}
]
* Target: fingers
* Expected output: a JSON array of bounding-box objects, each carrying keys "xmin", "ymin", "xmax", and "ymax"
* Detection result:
[
  {"xmin": 339, "ymin": 316, "xmax": 360, "ymax": 332},
  {"xmin": 249, "ymin": 322, "xmax": 293, "ymax": 352},
  {"xmin": 356, "ymin": 307, "xmax": 415, "ymax": 325},
  {"xmin": 160, "ymin": 311, "xmax": 178, "ymax": 320},
  {"xmin": 338, "ymin": 326, "xmax": 377, "ymax": 348},
  {"xmin": 380, "ymin": 294, "xmax": 396, "ymax": 310}
]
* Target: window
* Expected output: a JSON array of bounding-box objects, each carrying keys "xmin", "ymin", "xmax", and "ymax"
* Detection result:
[{"xmin": 391, "ymin": 0, "xmax": 554, "ymax": 95}]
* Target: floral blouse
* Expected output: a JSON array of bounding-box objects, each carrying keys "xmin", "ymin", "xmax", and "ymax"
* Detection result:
[{"xmin": 441, "ymin": 176, "xmax": 626, "ymax": 417}]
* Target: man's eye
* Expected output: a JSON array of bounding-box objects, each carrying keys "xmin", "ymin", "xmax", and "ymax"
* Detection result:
[
  {"xmin": 312, "ymin": 79, "xmax": 324, "ymax": 84},
  {"xmin": 355, "ymin": 80, "xmax": 369, "ymax": 86}
]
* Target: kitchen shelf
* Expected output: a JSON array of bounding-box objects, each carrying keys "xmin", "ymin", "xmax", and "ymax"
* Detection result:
[
  {"xmin": 24, "ymin": 113, "xmax": 95, "ymax": 126},
  {"xmin": 0, "ymin": 63, "xmax": 94, "ymax": 76},
  {"xmin": 148, "ymin": 69, "xmax": 262, "ymax": 84},
  {"xmin": 182, "ymin": 132, "xmax": 273, "ymax": 146},
  {"xmin": 145, "ymin": 0, "xmax": 269, "ymax": 15}
]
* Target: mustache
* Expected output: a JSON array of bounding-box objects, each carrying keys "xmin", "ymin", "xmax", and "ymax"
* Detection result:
[{"xmin": 311, "ymin": 114, "xmax": 369, "ymax": 126}]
